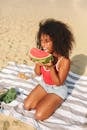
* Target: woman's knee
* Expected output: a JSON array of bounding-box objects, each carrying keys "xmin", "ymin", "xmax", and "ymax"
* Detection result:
[
  {"xmin": 24, "ymin": 98, "xmax": 37, "ymax": 110},
  {"xmin": 35, "ymin": 110, "xmax": 46, "ymax": 121},
  {"xmin": 24, "ymin": 98, "xmax": 31, "ymax": 110},
  {"xmin": 35, "ymin": 106, "xmax": 50, "ymax": 121}
]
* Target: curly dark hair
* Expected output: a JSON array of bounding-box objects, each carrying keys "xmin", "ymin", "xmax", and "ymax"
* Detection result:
[{"xmin": 36, "ymin": 18, "xmax": 75, "ymax": 58}]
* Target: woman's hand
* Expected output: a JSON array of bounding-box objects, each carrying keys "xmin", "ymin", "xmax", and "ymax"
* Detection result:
[
  {"xmin": 44, "ymin": 61, "xmax": 54, "ymax": 69},
  {"xmin": 34, "ymin": 62, "xmax": 42, "ymax": 75},
  {"xmin": 35, "ymin": 62, "xmax": 43, "ymax": 67},
  {"xmin": 44, "ymin": 61, "xmax": 53, "ymax": 67}
]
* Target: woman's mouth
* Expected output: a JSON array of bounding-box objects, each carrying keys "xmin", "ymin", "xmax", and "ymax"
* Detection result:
[{"xmin": 43, "ymin": 48, "xmax": 49, "ymax": 52}]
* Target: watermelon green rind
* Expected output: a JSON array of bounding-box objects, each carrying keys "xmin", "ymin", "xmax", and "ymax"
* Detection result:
[
  {"xmin": 31, "ymin": 55, "xmax": 53, "ymax": 64},
  {"xmin": 29, "ymin": 48, "xmax": 54, "ymax": 64}
]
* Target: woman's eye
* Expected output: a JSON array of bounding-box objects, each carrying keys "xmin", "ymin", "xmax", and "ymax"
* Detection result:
[
  {"xmin": 40, "ymin": 39, "xmax": 51, "ymax": 44},
  {"xmin": 46, "ymin": 40, "xmax": 49, "ymax": 43},
  {"xmin": 40, "ymin": 40, "xmax": 44, "ymax": 43}
]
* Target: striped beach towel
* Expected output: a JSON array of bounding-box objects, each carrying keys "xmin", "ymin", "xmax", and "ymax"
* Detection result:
[{"xmin": 0, "ymin": 62, "xmax": 87, "ymax": 130}]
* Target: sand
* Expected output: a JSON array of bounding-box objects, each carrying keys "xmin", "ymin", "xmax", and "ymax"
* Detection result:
[{"xmin": 0, "ymin": 113, "xmax": 36, "ymax": 130}]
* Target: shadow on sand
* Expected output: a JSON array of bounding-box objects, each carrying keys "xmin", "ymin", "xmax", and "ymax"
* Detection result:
[{"xmin": 70, "ymin": 54, "xmax": 87, "ymax": 76}]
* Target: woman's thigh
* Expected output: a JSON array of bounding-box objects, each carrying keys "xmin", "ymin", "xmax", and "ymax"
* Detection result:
[
  {"xmin": 35, "ymin": 93, "xmax": 63, "ymax": 120},
  {"xmin": 24, "ymin": 84, "xmax": 47, "ymax": 110}
]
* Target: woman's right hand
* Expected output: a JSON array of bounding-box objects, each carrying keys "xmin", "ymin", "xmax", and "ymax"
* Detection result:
[{"xmin": 35, "ymin": 62, "xmax": 43, "ymax": 67}]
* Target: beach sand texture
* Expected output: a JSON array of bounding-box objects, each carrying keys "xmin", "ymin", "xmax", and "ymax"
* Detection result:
[
  {"xmin": 0, "ymin": 113, "xmax": 36, "ymax": 130},
  {"xmin": 0, "ymin": 0, "xmax": 87, "ymax": 75}
]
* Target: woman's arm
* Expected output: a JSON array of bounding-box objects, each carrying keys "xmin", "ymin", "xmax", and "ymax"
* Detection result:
[
  {"xmin": 46, "ymin": 58, "xmax": 70, "ymax": 86},
  {"xmin": 34, "ymin": 62, "xmax": 42, "ymax": 76}
]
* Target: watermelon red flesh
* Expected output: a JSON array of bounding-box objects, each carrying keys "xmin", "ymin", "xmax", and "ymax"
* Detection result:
[{"xmin": 29, "ymin": 48, "xmax": 51, "ymax": 59}]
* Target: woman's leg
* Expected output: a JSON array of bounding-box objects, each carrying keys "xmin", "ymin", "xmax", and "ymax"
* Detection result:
[
  {"xmin": 24, "ymin": 84, "xmax": 47, "ymax": 110},
  {"xmin": 35, "ymin": 93, "xmax": 63, "ymax": 121}
]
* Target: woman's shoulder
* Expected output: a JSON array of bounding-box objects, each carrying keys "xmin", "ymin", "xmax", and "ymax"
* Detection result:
[
  {"xmin": 57, "ymin": 56, "xmax": 70, "ymax": 63},
  {"xmin": 56, "ymin": 56, "xmax": 70, "ymax": 71},
  {"xmin": 60, "ymin": 56, "xmax": 70, "ymax": 66},
  {"xmin": 62, "ymin": 56, "xmax": 70, "ymax": 62}
]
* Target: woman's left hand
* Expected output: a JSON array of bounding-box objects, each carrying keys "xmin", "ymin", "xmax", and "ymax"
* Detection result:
[{"xmin": 44, "ymin": 61, "xmax": 54, "ymax": 69}]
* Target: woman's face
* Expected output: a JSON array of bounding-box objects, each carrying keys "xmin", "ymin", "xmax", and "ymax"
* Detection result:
[{"xmin": 40, "ymin": 34, "xmax": 53, "ymax": 53}]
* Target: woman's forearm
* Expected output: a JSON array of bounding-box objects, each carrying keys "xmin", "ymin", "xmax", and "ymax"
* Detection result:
[{"xmin": 34, "ymin": 63, "xmax": 41, "ymax": 75}]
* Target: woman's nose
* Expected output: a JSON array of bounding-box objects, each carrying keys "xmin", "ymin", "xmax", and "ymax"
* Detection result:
[{"xmin": 41, "ymin": 42, "xmax": 46, "ymax": 47}]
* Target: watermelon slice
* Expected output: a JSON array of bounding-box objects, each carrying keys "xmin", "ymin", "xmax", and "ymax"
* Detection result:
[{"xmin": 29, "ymin": 48, "xmax": 54, "ymax": 64}]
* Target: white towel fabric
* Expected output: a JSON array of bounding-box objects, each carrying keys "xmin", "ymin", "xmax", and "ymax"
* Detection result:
[{"xmin": 0, "ymin": 62, "xmax": 87, "ymax": 130}]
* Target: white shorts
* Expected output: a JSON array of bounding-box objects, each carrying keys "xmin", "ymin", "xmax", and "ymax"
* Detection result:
[{"xmin": 39, "ymin": 78, "xmax": 68, "ymax": 100}]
